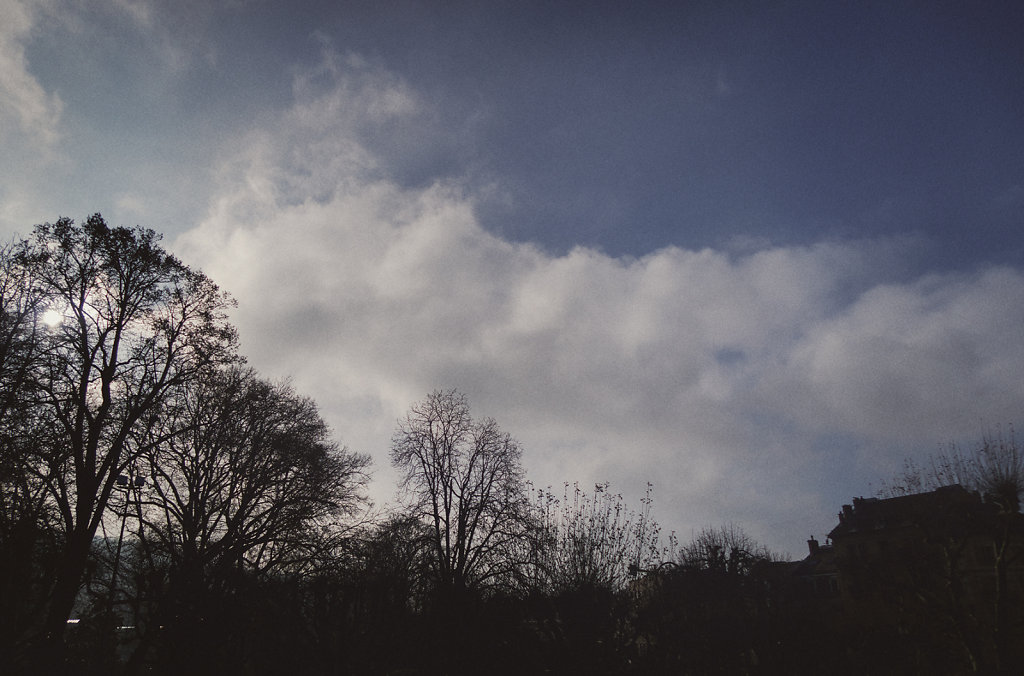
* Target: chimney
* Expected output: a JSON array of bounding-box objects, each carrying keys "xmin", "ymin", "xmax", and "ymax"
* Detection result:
[{"xmin": 807, "ymin": 536, "xmax": 820, "ymax": 556}]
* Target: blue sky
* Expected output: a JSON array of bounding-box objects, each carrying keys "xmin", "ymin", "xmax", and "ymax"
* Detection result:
[{"xmin": 3, "ymin": 0, "xmax": 1023, "ymax": 553}]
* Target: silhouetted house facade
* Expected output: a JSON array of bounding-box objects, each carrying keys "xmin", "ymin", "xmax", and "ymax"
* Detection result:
[
  {"xmin": 625, "ymin": 487, "xmax": 1024, "ymax": 674},
  {"xmin": 827, "ymin": 485, "xmax": 1024, "ymax": 672},
  {"xmin": 793, "ymin": 536, "xmax": 841, "ymax": 600},
  {"xmin": 754, "ymin": 536, "xmax": 840, "ymax": 613}
]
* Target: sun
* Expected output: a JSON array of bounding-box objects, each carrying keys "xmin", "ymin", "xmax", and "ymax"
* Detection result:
[{"xmin": 41, "ymin": 309, "xmax": 63, "ymax": 328}]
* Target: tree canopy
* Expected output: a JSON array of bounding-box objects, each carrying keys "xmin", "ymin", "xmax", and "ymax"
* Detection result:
[{"xmin": 391, "ymin": 389, "xmax": 530, "ymax": 594}]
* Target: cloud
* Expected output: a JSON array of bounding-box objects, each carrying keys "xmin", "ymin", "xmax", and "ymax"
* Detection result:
[
  {"xmin": 0, "ymin": 0, "xmax": 275, "ymax": 243},
  {"xmin": 778, "ymin": 268, "xmax": 1024, "ymax": 441},
  {"xmin": 104, "ymin": 0, "xmax": 222, "ymax": 73},
  {"xmin": 0, "ymin": 0, "xmax": 63, "ymax": 148},
  {"xmin": 176, "ymin": 53, "xmax": 1024, "ymax": 554},
  {"xmin": 109, "ymin": 0, "xmax": 155, "ymax": 27},
  {"xmin": 0, "ymin": 0, "xmax": 68, "ymax": 238}
]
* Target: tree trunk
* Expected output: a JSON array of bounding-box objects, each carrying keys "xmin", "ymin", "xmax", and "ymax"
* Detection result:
[{"xmin": 32, "ymin": 527, "xmax": 94, "ymax": 671}]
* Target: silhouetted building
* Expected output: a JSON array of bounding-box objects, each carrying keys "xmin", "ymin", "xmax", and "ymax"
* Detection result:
[
  {"xmin": 754, "ymin": 536, "xmax": 840, "ymax": 611},
  {"xmin": 827, "ymin": 485, "xmax": 1024, "ymax": 672}
]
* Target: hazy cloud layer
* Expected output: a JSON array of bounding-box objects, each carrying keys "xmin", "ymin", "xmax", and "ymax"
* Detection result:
[
  {"xmin": 0, "ymin": 0, "xmax": 64, "ymax": 229},
  {"xmin": 177, "ymin": 58, "xmax": 1024, "ymax": 553},
  {"xmin": 0, "ymin": 0, "xmax": 62, "ymax": 146},
  {"xmin": 0, "ymin": 0, "xmax": 263, "ymax": 240}
]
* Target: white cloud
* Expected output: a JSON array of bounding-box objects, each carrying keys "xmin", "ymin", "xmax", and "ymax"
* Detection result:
[
  {"xmin": 0, "ymin": 0, "xmax": 69, "ymax": 239},
  {"xmin": 0, "ymin": 0, "xmax": 62, "ymax": 148},
  {"xmin": 777, "ymin": 268, "xmax": 1024, "ymax": 441},
  {"xmin": 176, "ymin": 54, "xmax": 1024, "ymax": 555}
]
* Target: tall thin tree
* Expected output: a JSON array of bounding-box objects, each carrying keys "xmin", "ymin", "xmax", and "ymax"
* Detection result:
[{"xmin": 391, "ymin": 389, "xmax": 530, "ymax": 595}]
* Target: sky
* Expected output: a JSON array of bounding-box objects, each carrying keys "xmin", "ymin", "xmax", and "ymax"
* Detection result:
[{"xmin": 2, "ymin": 0, "xmax": 1023, "ymax": 555}]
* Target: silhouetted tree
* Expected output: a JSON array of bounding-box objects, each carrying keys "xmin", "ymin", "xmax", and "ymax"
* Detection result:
[
  {"xmin": 391, "ymin": 389, "xmax": 531, "ymax": 597},
  {"xmin": 506, "ymin": 483, "xmax": 662, "ymax": 675},
  {"xmin": 144, "ymin": 367, "xmax": 367, "ymax": 575},
  {"xmin": 527, "ymin": 481, "xmax": 662, "ymax": 594},
  {"xmin": 630, "ymin": 524, "xmax": 776, "ymax": 674},
  {"xmin": 312, "ymin": 516, "xmax": 434, "ymax": 674},
  {"xmin": 389, "ymin": 390, "xmax": 539, "ymax": 673},
  {"xmin": 0, "ymin": 243, "xmax": 58, "ymax": 656},
  {"xmin": 9, "ymin": 215, "xmax": 239, "ymax": 664},
  {"xmin": 123, "ymin": 366, "xmax": 370, "ymax": 671},
  {"xmin": 880, "ymin": 428, "xmax": 1024, "ymax": 512},
  {"xmin": 675, "ymin": 523, "xmax": 775, "ymax": 576}
]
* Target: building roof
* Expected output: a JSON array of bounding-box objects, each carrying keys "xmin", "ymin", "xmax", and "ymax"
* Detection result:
[{"xmin": 828, "ymin": 484, "xmax": 984, "ymax": 540}]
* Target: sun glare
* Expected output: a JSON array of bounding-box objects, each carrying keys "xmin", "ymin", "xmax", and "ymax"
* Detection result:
[{"xmin": 41, "ymin": 309, "xmax": 63, "ymax": 328}]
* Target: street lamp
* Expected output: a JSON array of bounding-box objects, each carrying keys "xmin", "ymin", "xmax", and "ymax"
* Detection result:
[{"xmin": 109, "ymin": 473, "xmax": 147, "ymax": 613}]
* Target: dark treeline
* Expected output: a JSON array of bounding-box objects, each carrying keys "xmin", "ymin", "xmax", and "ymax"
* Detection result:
[{"xmin": 2, "ymin": 216, "xmax": 1023, "ymax": 675}]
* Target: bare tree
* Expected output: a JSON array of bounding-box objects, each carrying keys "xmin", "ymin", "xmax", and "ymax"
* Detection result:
[
  {"xmin": 0, "ymin": 244, "xmax": 56, "ymax": 653},
  {"xmin": 390, "ymin": 389, "xmax": 529, "ymax": 595},
  {"xmin": 880, "ymin": 428, "xmax": 1024, "ymax": 512},
  {"xmin": 140, "ymin": 367, "xmax": 370, "ymax": 581},
  {"xmin": 528, "ymin": 482, "xmax": 662, "ymax": 594},
  {"xmin": 105, "ymin": 366, "xmax": 370, "ymax": 669},
  {"xmin": 676, "ymin": 523, "xmax": 776, "ymax": 576},
  {"xmin": 0, "ymin": 242, "xmax": 51, "ymax": 522},
  {"xmin": 11, "ymin": 215, "xmax": 239, "ymax": 655}
]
